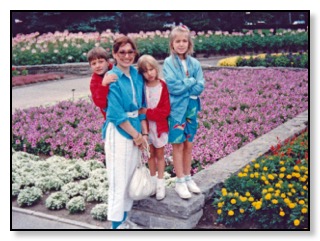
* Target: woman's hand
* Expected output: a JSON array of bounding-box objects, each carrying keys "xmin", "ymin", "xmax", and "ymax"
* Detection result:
[
  {"xmin": 133, "ymin": 133, "xmax": 144, "ymax": 146},
  {"xmin": 102, "ymin": 73, "xmax": 118, "ymax": 86}
]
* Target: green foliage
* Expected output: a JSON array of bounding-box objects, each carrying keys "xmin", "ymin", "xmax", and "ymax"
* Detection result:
[
  {"xmin": 17, "ymin": 187, "xmax": 43, "ymax": 207},
  {"xmin": 66, "ymin": 196, "xmax": 86, "ymax": 214},
  {"xmin": 91, "ymin": 203, "xmax": 108, "ymax": 221},
  {"xmin": 45, "ymin": 191, "xmax": 70, "ymax": 210}
]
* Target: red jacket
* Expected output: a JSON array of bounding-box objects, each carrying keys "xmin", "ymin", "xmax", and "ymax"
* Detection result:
[
  {"xmin": 90, "ymin": 73, "xmax": 109, "ymax": 120},
  {"xmin": 145, "ymin": 80, "xmax": 171, "ymax": 137}
]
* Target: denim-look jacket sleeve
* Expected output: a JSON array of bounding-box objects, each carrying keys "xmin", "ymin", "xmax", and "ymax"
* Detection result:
[
  {"xmin": 189, "ymin": 59, "xmax": 205, "ymax": 96},
  {"xmin": 163, "ymin": 58, "xmax": 197, "ymax": 96}
]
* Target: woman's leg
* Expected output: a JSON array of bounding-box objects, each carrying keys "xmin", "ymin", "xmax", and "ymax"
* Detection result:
[
  {"xmin": 105, "ymin": 123, "xmax": 139, "ymax": 222},
  {"xmin": 172, "ymin": 143, "xmax": 184, "ymax": 178},
  {"xmin": 183, "ymin": 140, "xmax": 193, "ymax": 176}
]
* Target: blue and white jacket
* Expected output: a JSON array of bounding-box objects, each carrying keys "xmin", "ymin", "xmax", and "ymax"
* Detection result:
[
  {"xmin": 102, "ymin": 65, "xmax": 146, "ymax": 139},
  {"xmin": 162, "ymin": 54, "xmax": 205, "ymax": 123}
]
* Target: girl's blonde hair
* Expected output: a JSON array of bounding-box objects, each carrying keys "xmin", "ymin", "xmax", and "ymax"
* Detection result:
[
  {"xmin": 137, "ymin": 55, "xmax": 160, "ymax": 80},
  {"xmin": 169, "ymin": 25, "xmax": 194, "ymax": 57}
]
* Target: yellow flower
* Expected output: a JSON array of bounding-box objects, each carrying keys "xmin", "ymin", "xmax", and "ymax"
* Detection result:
[
  {"xmin": 248, "ymin": 197, "xmax": 254, "ymax": 202},
  {"xmin": 268, "ymin": 187, "xmax": 274, "ymax": 192},
  {"xmin": 240, "ymin": 196, "xmax": 247, "ymax": 202},
  {"xmin": 218, "ymin": 202, "xmax": 223, "ymax": 208},
  {"xmin": 280, "ymin": 167, "xmax": 286, "ymax": 172},
  {"xmin": 245, "ymin": 192, "xmax": 251, "ymax": 197},
  {"xmin": 281, "ymin": 193, "xmax": 286, "ymax": 198},
  {"xmin": 217, "ymin": 209, "xmax": 222, "ymax": 215},
  {"xmin": 234, "ymin": 192, "xmax": 239, "ymax": 197},
  {"xmin": 264, "ymin": 181, "xmax": 269, "ymax": 185},
  {"xmin": 262, "ymin": 189, "xmax": 268, "ymax": 194},
  {"xmin": 294, "ymin": 219, "xmax": 300, "ymax": 226},
  {"xmin": 291, "ymin": 188, "xmax": 296, "ymax": 194},
  {"xmin": 279, "ymin": 161, "xmax": 284, "ymax": 165},
  {"xmin": 254, "ymin": 172, "xmax": 259, "ymax": 178},
  {"xmin": 300, "ymin": 177, "xmax": 307, "ymax": 182},
  {"xmin": 243, "ymin": 168, "xmax": 249, "ymax": 173},
  {"xmin": 254, "ymin": 163, "xmax": 260, "ymax": 169},
  {"xmin": 289, "ymin": 203, "xmax": 296, "ymax": 209},
  {"xmin": 265, "ymin": 193, "xmax": 272, "ymax": 200},
  {"xmin": 301, "ymin": 208, "xmax": 308, "ymax": 214},
  {"xmin": 298, "ymin": 200, "xmax": 305, "ymax": 205},
  {"xmin": 250, "ymin": 174, "xmax": 255, "ymax": 178},
  {"xmin": 263, "ymin": 167, "xmax": 268, "ymax": 171},
  {"xmin": 271, "ymin": 199, "xmax": 278, "ymax": 204},
  {"xmin": 252, "ymin": 159, "xmax": 256, "ymax": 162},
  {"xmin": 284, "ymin": 198, "xmax": 290, "ymax": 204},
  {"xmin": 230, "ymin": 199, "xmax": 237, "ymax": 204},
  {"xmin": 221, "ymin": 188, "xmax": 227, "ymax": 193},
  {"xmin": 303, "ymin": 186, "xmax": 308, "ymax": 190},
  {"xmin": 294, "ymin": 165, "xmax": 300, "ymax": 171},
  {"xmin": 295, "ymin": 173, "xmax": 301, "ymax": 178},
  {"xmin": 228, "ymin": 210, "xmax": 234, "ymax": 216},
  {"xmin": 279, "ymin": 173, "xmax": 285, "ymax": 178},
  {"xmin": 239, "ymin": 208, "xmax": 245, "ymax": 214},
  {"xmin": 286, "ymin": 174, "xmax": 292, "ymax": 179},
  {"xmin": 288, "ymin": 184, "xmax": 293, "ymax": 188},
  {"xmin": 261, "ymin": 176, "xmax": 266, "ymax": 181},
  {"xmin": 279, "ymin": 211, "xmax": 285, "ymax": 217},
  {"xmin": 268, "ymin": 174, "xmax": 274, "ymax": 180},
  {"xmin": 238, "ymin": 172, "xmax": 243, "ymax": 178}
]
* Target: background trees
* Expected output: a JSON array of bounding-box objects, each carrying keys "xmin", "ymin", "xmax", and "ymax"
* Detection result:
[{"xmin": 12, "ymin": 11, "xmax": 309, "ymax": 36}]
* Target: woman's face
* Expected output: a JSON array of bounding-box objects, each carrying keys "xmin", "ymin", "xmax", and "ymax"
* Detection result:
[{"xmin": 113, "ymin": 43, "xmax": 136, "ymax": 70}]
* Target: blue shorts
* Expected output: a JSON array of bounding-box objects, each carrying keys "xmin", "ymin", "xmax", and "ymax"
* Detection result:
[{"xmin": 168, "ymin": 99, "xmax": 199, "ymax": 144}]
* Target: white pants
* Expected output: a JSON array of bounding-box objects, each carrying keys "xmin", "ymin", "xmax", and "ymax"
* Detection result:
[{"xmin": 105, "ymin": 123, "xmax": 139, "ymax": 222}]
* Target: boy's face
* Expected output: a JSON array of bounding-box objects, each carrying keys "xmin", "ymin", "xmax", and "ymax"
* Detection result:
[{"xmin": 90, "ymin": 58, "xmax": 109, "ymax": 76}]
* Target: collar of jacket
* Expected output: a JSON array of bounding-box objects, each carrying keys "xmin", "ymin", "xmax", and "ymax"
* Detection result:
[{"xmin": 110, "ymin": 64, "xmax": 137, "ymax": 78}]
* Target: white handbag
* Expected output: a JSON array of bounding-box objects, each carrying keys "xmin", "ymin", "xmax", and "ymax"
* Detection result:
[{"xmin": 129, "ymin": 140, "xmax": 154, "ymax": 200}]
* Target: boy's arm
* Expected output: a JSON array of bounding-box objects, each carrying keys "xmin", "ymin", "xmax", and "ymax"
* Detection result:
[
  {"xmin": 163, "ymin": 59, "xmax": 196, "ymax": 96},
  {"xmin": 90, "ymin": 76, "xmax": 109, "ymax": 110}
]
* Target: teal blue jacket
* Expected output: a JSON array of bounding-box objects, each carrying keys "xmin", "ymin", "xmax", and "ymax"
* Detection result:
[
  {"xmin": 102, "ymin": 65, "xmax": 146, "ymax": 139},
  {"xmin": 162, "ymin": 54, "xmax": 205, "ymax": 123}
]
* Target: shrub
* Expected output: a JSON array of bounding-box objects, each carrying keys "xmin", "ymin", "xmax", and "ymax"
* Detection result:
[
  {"xmin": 12, "ymin": 183, "xmax": 21, "ymax": 197},
  {"xmin": 61, "ymin": 182, "xmax": 81, "ymax": 198},
  {"xmin": 66, "ymin": 196, "xmax": 86, "ymax": 214},
  {"xmin": 17, "ymin": 186, "xmax": 43, "ymax": 207},
  {"xmin": 91, "ymin": 203, "xmax": 108, "ymax": 221},
  {"xmin": 45, "ymin": 191, "xmax": 70, "ymax": 210},
  {"xmin": 35, "ymin": 176, "xmax": 64, "ymax": 192}
]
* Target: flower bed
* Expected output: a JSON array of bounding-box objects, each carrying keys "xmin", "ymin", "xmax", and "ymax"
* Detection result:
[
  {"xmin": 218, "ymin": 52, "xmax": 308, "ymax": 68},
  {"xmin": 12, "ymin": 73, "xmax": 65, "ymax": 87},
  {"xmin": 12, "ymin": 69, "xmax": 308, "ymax": 175},
  {"xmin": 212, "ymin": 130, "xmax": 308, "ymax": 229},
  {"xmin": 12, "ymin": 29, "xmax": 308, "ymax": 66}
]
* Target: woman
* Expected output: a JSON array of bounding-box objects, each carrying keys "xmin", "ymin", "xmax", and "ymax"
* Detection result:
[{"xmin": 103, "ymin": 36, "xmax": 148, "ymax": 229}]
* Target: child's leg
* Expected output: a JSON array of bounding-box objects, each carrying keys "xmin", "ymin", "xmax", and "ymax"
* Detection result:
[
  {"xmin": 155, "ymin": 146, "xmax": 165, "ymax": 178},
  {"xmin": 183, "ymin": 140, "xmax": 193, "ymax": 176},
  {"xmin": 172, "ymin": 143, "xmax": 184, "ymax": 178},
  {"xmin": 148, "ymin": 144, "xmax": 157, "ymax": 176}
]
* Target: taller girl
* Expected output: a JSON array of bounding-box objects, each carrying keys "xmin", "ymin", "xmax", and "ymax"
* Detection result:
[{"xmin": 163, "ymin": 25, "xmax": 205, "ymax": 199}]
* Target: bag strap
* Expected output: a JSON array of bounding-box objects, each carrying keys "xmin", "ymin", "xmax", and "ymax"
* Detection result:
[{"xmin": 137, "ymin": 138, "xmax": 150, "ymax": 167}]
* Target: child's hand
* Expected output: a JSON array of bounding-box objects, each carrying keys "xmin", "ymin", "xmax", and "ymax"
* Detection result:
[
  {"xmin": 102, "ymin": 73, "xmax": 118, "ymax": 86},
  {"xmin": 138, "ymin": 108, "xmax": 147, "ymax": 115}
]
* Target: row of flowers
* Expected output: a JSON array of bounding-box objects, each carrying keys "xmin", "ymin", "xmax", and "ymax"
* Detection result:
[
  {"xmin": 212, "ymin": 130, "xmax": 308, "ymax": 229},
  {"xmin": 12, "ymin": 73, "xmax": 65, "ymax": 87},
  {"xmin": 218, "ymin": 52, "xmax": 308, "ymax": 68},
  {"xmin": 12, "ymin": 68, "xmax": 308, "ymax": 175},
  {"xmin": 12, "ymin": 29, "xmax": 308, "ymax": 65}
]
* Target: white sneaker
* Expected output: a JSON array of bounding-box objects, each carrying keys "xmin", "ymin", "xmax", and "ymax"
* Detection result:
[
  {"xmin": 186, "ymin": 179, "xmax": 201, "ymax": 194},
  {"xmin": 175, "ymin": 182, "xmax": 192, "ymax": 199},
  {"xmin": 150, "ymin": 176, "xmax": 157, "ymax": 196},
  {"xmin": 156, "ymin": 178, "xmax": 166, "ymax": 200},
  {"xmin": 116, "ymin": 220, "xmax": 142, "ymax": 229}
]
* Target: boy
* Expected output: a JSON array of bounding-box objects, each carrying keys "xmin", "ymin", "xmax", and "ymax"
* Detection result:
[{"xmin": 88, "ymin": 47, "xmax": 116, "ymax": 119}]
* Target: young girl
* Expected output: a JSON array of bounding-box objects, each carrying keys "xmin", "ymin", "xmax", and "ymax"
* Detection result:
[
  {"xmin": 137, "ymin": 55, "xmax": 170, "ymax": 200},
  {"xmin": 162, "ymin": 25, "xmax": 205, "ymax": 199}
]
